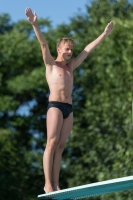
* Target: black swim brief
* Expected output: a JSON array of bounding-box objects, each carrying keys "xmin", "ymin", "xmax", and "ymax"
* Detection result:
[{"xmin": 47, "ymin": 101, "xmax": 73, "ymax": 119}]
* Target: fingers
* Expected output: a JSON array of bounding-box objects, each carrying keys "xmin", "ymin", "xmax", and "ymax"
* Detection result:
[
  {"xmin": 106, "ymin": 21, "xmax": 114, "ymax": 33},
  {"xmin": 34, "ymin": 11, "xmax": 37, "ymax": 16},
  {"xmin": 25, "ymin": 7, "xmax": 33, "ymax": 17},
  {"xmin": 108, "ymin": 21, "xmax": 114, "ymax": 29},
  {"xmin": 104, "ymin": 21, "xmax": 114, "ymax": 35}
]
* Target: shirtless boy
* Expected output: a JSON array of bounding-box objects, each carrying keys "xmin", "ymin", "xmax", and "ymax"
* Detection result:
[{"xmin": 25, "ymin": 7, "xmax": 114, "ymax": 193}]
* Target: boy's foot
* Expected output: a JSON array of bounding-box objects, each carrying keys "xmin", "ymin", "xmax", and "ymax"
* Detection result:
[
  {"xmin": 57, "ymin": 186, "xmax": 61, "ymax": 191},
  {"xmin": 44, "ymin": 186, "xmax": 54, "ymax": 193}
]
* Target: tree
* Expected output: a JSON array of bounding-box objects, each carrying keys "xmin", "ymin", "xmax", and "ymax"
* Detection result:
[
  {"xmin": 60, "ymin": 0, "xmax": 133, "ymax": 199},
  {"xmin": 0, "ymin": 15, "xmax": 52, "ymax": 200},
  {"xmin": 0, "ymin": 1, "xmax": 133, "ymax": 199}
]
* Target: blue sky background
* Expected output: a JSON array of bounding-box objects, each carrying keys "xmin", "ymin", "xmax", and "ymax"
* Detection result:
[
  {"xmin": 0, "ymin": 0, "xmax": 92, "ymax": 116},
  {"xmin": 0, "ymin": 0, "xmax": 91, "ymax": 27}
]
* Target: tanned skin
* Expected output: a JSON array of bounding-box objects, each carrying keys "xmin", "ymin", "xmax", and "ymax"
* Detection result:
[{"xmin": 25, "ymin": 7, "xmax": 114, "ymax": 193}]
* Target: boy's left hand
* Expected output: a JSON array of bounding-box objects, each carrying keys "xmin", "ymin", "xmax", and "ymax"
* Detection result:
[{"xmin": 104, "ymin": 21, "xmax": 114, "ymax": 36}]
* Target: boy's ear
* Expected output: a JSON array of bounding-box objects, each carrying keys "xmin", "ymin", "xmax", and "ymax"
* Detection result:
[{"xmin": 57, "ymin": 47, "xmax": 60, "ymax": 54}]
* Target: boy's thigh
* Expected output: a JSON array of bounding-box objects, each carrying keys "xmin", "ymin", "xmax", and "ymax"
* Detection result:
[
  {"xmin": 59, "ymin": 112, "xmax": 73, "ymax": 143},
  {"xmin": 46, "ymin": 107, "xmax": 63, "ymax": 139}
]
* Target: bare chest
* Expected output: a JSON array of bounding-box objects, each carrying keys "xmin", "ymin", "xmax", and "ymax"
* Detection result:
[
  {"xmin": 47, "ymin": 65, "xmax": 73, "ymax": 84},
  {"xmin": 57, "ymin": 67, "xmax": 73, "ymax": 80}
]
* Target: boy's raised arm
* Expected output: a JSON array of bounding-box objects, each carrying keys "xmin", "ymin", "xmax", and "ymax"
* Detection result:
[
  {"xmin": 25, "ymin": 7, "xmax": 54, "ymax": 66},
  {"xmin": 70, "ymin": 21, "xmax": 114, "ymax": 70}
]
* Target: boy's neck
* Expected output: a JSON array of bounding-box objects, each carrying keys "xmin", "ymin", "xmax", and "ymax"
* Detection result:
[{"xmin": 55, "ymin": 56, "xmax": 67, "ymax": 65}]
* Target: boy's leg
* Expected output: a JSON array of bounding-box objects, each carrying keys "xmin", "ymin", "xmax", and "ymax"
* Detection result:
[
  {"xmin": 43, "ymin": 107, "xmax": 63, "ymax": 193},
  {"xmin": 52, "ymin": 112, "xmax": 73, "ymax": 190}
]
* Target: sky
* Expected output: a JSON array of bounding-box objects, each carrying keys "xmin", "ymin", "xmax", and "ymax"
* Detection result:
[
  {"xmin": 0, "ymin": 0, "xmax": 91, "ymax": 27},
  {"xmin": 0, "ymin": 0, "xmax": 91, "ymax": 116}
]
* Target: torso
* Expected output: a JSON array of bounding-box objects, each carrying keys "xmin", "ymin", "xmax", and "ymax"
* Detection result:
[{"xmin": 46, "ymin": 62, "xmax": 73, "ymax": 104}]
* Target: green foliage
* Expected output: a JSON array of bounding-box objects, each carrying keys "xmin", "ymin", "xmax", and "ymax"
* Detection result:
[
  {"xmin": 0, "ymin": 15, "xmax": 50, "ymax": 200},
  {"xmin": 0, "ymin": 1, "xmax": 133, "ymax": 200},
  {"xmin": 61, "ymin": 1, "xmax": 133, "ymax": 199},
  {"xmin": 0, "ymin": 13, "xmax": 13, "ymax": 34}
]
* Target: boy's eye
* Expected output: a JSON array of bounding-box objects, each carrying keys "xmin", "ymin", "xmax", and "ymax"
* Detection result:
[{"xmin": 66, "ymin": 48, "xmax": 73, "ymax": 51}]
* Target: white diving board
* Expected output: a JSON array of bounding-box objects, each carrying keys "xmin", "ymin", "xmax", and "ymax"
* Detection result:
[{"xmin": 38, "ymin": 176, "xmax": 133, "ymax": 199}]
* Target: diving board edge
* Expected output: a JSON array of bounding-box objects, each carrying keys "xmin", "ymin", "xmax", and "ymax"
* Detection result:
[{"xmin": 38, "ymin": 176, "xmax": 133, "ymax": 199}]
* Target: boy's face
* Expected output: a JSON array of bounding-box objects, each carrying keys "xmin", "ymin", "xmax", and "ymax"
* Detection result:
[{"xmin": 57, "ymin": 42, "xmax": 74, "ymax": 60}]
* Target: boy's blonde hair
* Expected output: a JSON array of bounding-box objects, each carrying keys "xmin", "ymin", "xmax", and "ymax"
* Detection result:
[{"xmin": 56, "ymin": 37, "xmax": 75, "ymax": 48}]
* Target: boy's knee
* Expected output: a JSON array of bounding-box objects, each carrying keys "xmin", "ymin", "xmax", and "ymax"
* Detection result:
[
  {"xmin": 46, "ymin": 139, "xmax": 58, "ymax": 150},
  {"xmin": 56, "ymin": 142, "xmax": 65, "ymax": 152}
]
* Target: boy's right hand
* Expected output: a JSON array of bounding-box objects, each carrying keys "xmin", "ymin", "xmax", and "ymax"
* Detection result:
[{"xmin": 25, "ymin": 8, "xmax": 37, "ymax": 25}]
